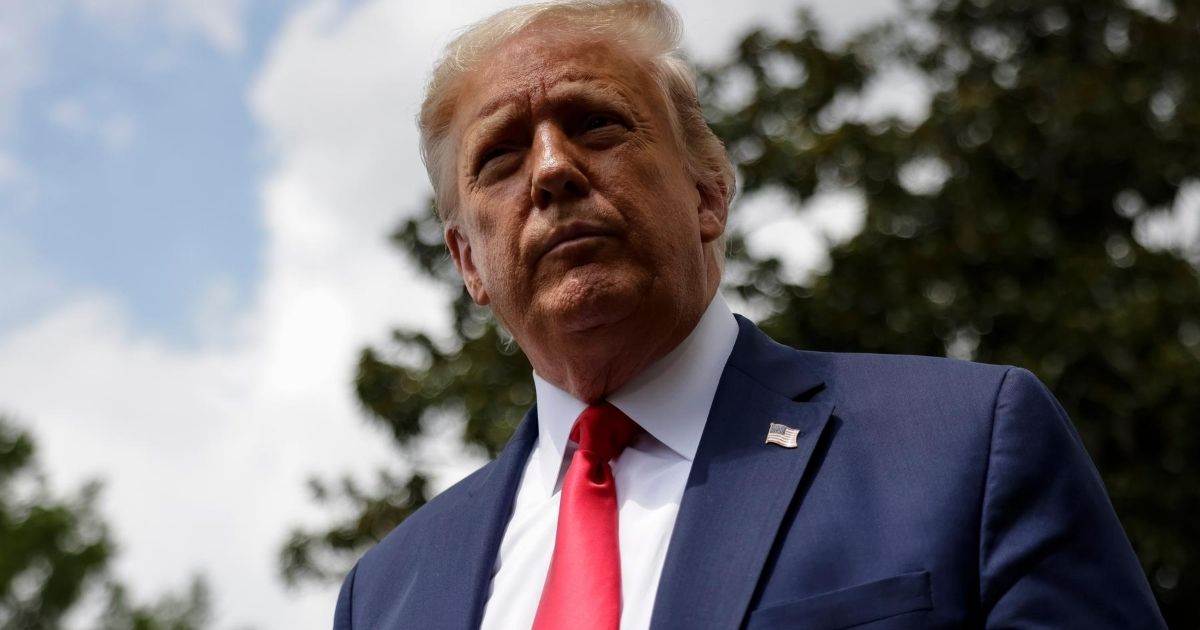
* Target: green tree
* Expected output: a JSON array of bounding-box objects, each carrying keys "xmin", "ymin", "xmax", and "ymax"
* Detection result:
[
  {"xmin": 1, "ymin": 416, "xmax": 110, "ymax": 628},
  {"xmin": 0, "ymin": 415, "xmax": 210, "ymax": 630},
  {"xmin": 99, "ymin": 578, "xmax": 210, "ymax": 630},
  {"xmin": 283, "ymin": 0, "xmax": 1200, "ymax": 625}
]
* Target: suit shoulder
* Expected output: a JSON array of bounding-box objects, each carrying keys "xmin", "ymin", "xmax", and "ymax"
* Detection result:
[
  {"xmin": 802, "ymin": 349, "xmax": 1018, "ymax": 418},
  {"xmin": 819, "ymin": 349, "xmax": 1011, "ymax": 382},
  {"xmin": 730, "ymin": 318, "xmax": 1015, "ymax": 404}
]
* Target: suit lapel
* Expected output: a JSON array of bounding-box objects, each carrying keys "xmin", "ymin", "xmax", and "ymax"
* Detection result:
[
  {"xmin": 650, "ymin": 319, "xmax": 834, "ymax": 630},
  {"xmin": 432, "ymin": 408, "xmax": 539, "ymax": 630}
]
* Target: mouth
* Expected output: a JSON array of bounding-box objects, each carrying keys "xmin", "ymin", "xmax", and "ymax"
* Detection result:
[{"xmin": 539, "ymin": 222, "xmax": 617, "ymax": 259}]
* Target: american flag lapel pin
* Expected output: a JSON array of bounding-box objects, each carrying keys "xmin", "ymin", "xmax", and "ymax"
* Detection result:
[{"xmin": 765, "ymin": 422, "xmax": 801, "ymax": 448}]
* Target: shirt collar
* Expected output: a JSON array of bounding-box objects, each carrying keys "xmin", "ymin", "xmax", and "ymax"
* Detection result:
[{"xmin": 531, "ymin": 294, "xmax": 739, "ymax": 492}]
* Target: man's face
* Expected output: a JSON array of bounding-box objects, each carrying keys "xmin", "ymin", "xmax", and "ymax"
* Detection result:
[{"xmin": 445, "ymin": 30, "xmax": 725, "ymax": 345}]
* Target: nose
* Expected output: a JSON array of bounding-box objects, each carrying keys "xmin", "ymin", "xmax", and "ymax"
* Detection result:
[{"xmin": 530, "ymin": 124, "xmax": 590, "ymax": 209}]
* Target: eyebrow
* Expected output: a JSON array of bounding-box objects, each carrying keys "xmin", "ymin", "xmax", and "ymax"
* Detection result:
[
  {"xmin": 467, "ymin": 76, "xmax": 637, "ymax": 133},
  {"xmin": 543, "ymin": 79, "xmax": 636, "ymax": 116},
  {"xmin": 466, "ymin": 103, "xmax": 523, "ymax": 148}
]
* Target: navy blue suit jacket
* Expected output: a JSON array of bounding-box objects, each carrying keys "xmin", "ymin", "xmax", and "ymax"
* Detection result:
[{"xmin": 334, "ymin": 316, "xmax": 1164, "ymax": 629}]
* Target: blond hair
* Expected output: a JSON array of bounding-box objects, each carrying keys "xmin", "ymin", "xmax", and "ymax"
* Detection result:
[{"xmin": 418, "ymin": 0, "xmax": 735, "ymax": 230}]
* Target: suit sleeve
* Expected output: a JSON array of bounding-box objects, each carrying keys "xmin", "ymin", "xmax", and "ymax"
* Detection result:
[
  {"xmin": 333, "ymin": 563, "xmax": 358, "ymax": 630},
  {"xmin": 979, "ymin": 368, "xmax": 1165, "ymax": 627}
]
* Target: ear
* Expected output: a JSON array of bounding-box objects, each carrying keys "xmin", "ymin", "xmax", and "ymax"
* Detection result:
[
  {"xmin": 696, "ymin": 180, "xmax": 728, "ymax": 244},
  {"xmin": 445, "ymin": 225, "xmax": 491, "ymax": 305}
]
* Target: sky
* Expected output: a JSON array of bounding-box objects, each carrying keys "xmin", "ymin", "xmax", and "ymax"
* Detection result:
[{"xmin": 0, "ymin": 0, "xmax": 904, "ymax": 627}]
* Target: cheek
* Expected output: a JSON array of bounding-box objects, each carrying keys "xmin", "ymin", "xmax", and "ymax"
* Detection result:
[
  {"xmin": 468, "ymin": 216, "xmax": 529, "ymax": 292},
  {"xmin": 466, "ymin": 175, "xmax": 530, "ymax": 232},
  {"xmin": 607, "ymin": 155, "xmax": 700, "ymax": 235}
]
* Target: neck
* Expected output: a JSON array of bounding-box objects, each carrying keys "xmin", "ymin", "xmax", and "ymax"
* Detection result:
[{"xmin": 525, "ymin": 282, "xmax": 718, "ymax": 403}]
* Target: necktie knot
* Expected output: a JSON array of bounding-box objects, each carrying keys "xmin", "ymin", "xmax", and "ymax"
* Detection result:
[{"xmin": 571, "ymin": 402, "xmax": 640, "ymax": 463}]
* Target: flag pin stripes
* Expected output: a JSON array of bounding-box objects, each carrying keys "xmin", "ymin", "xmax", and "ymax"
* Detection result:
[{"xmin": 765, "ymin": 422, "xmax": 801, "ymax": 448}]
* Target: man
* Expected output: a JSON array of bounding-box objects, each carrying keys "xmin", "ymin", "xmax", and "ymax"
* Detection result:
[{"xmin": 335, "ymin": 1, "xmax": 1165, "ymax": 628}]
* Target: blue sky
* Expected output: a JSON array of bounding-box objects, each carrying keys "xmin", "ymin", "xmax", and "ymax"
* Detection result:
[{"xmin": 2, "ymin": 1, "xmax": 289, "ymax": 343}]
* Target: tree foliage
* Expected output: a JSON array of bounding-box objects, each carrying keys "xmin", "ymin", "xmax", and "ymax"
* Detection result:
[
  {"xmin": 284, "ymin": 0, "xmax": 1200, "ymax": 625},
  {"xmin": 99, "ymin": 578, "xmax": 210, "ymax": 630},
  {"xmin": 0, "ymin": 416, "xmax": 211, "ymax": 630},
  {"xmin": 1, "ymin": 416, "xmax": 111, "ymax": 628}
]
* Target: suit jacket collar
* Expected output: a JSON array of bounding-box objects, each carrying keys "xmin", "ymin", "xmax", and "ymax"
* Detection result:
[
  {"xmin": 433, "ymin": 407, "xmax": 539, "ymax": 630},
  {"xmin": 650, "ymin": 315, "xmax": 834, "ymax": 629}
]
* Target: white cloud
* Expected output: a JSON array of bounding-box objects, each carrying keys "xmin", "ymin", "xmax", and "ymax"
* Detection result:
[
  {"xmin": 47, "ymin": 97, "xmax": 139, "ymax": 153},
  {"xmin": 735, "ymin": 186, "xmax": 867, "ymax": 285},
  {"xmin": 0, "ymin": 272, "xmax": 428, "ymax": 629},
  {"xmin": 0, "ymin": 297, "xmax": 245, "ymax": 621}
]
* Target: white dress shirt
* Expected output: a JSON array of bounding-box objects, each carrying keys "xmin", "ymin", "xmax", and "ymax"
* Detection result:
[{"xmin": 479, "ymin": 295, "xmax": 739, "ymax": 630}]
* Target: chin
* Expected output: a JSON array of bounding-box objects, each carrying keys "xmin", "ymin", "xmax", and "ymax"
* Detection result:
[{"xmin": 540, "ymin": 272, "xmax": 643, "ymax": 333}]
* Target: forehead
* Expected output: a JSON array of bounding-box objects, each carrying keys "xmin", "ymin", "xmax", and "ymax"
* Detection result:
[{"xmin": 454, "ymin": 29, "xmax": 660, "ymax": 128}]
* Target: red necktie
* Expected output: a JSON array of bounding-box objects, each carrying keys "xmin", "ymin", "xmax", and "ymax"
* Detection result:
[{"xmin": 532, "ymin": 402, "xmax": 640, "ymax": 630}]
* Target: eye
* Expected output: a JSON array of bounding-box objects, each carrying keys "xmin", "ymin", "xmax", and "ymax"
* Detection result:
[
  {"xmin": 481, "ymin": 146, "xmax": 512, "ymax": 165},
  {"xmin": 583, "ymin": 114, "xmax": 619, "ymax": 131},
  {"xmin": 475, "ymin": 145, "xmax": 520, "ymax": 176},
  {"xmin": 576, "ymin": 113, "xmax": 627, "ymax": 149}
]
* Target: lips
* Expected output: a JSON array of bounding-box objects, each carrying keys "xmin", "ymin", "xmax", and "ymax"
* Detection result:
[{"xmin": 538, "ymin": 222, "xmax": 617, "ymax": 259}]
